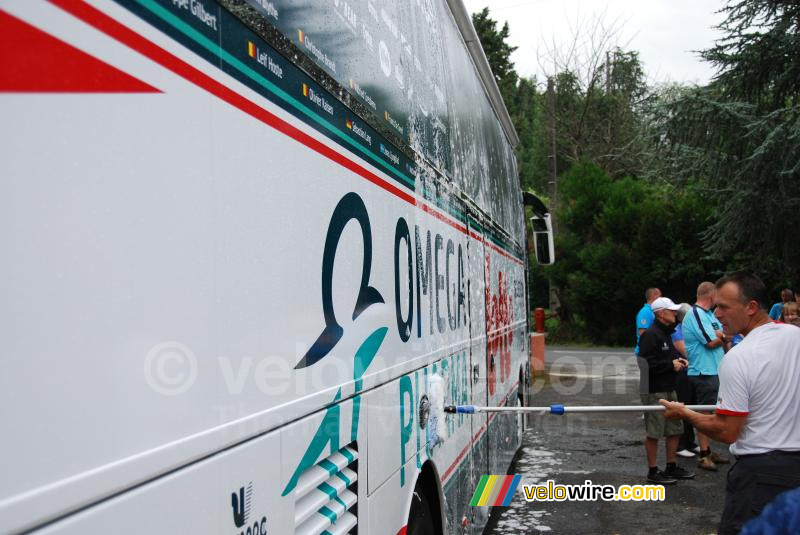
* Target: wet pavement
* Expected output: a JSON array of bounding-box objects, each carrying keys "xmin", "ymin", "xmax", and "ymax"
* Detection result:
[{"xmin": 485, "ymin": 346, "xmax": 729, "ymax": 535}]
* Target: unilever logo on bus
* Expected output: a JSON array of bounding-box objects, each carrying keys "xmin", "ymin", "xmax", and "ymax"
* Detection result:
[{"xmin": 230, "ymin": 481, "xmax": 268, "ymax": 535}]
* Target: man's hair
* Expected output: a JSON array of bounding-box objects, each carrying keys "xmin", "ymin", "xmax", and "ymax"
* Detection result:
[
  {"xmin": 645, "ymin": 287, "xmax": 660, "ymax": 301},
  {"xmin": 782, "ymin": 288, "xmax": 795, "ymax": 302},
  {"xmin": 715, "ymin": 272, "xmax": 768, "ymax": 311},
  {"xmin": 697, "ymin": 281, "xmax": 716, "ymax": 299}
]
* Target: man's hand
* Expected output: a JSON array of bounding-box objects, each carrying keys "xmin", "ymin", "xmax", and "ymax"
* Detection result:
[
  {"xmin": 660, "ymin": 399, "xmax": 685, "ymax": 420},
  {"xmin": 672, "ymin": 358, "xmax": 688, "ymax": 371}
]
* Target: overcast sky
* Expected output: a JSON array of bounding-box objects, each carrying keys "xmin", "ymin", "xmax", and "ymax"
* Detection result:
[{"xmin": 462, "ymin": 0, "xmax": 729, "ymax": 86}]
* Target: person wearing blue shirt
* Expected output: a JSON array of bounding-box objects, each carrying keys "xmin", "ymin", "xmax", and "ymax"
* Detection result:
[
  {"xmin": 769, "ymin": 288, "xmax": 795, "ymax": 320},
  {"xmin": 635, "ymin": 287, "xmax": 661, "ymax": 355},
  {"xmin": 682, "ymin": 281, "xmax": 730, "ymax": 471}
]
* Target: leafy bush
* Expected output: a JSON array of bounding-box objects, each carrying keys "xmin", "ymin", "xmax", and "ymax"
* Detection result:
[{"xmin": 539, "ymin": 162, "xmax": 722, "ymax": 346}]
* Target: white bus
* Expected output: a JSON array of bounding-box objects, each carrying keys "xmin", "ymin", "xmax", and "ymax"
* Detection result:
[{"xmin": 0, "ymin": 1, "xmax": 549, "ymax": 533}]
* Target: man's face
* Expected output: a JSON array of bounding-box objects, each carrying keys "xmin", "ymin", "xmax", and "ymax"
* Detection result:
[
  {"xmin": 655, "ymin": 308, "xmax": 676, "ymax": 326},
  {"xmin": 714, "ymin": 282, "xmax": 752, "ymax": 334}
]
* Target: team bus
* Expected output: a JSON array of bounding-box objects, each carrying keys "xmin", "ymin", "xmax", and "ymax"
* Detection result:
[{"xmin": 1, "ymin": 0, "xmax": 552, "ymax": 533}]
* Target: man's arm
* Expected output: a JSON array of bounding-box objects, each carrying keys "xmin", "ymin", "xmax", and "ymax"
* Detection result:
[
  {"xmin": 660, "ymin": 400, "xmax": 747, "ymax": 444},
  {"xmin": 687, "ymin": 307, "xmax": 724, "ymax": 349},
  {"xmin": 705, "ymin": 333, "xmax": 725, "ymax": 349}
]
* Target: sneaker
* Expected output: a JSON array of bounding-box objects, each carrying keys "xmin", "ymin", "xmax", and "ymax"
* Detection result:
[
  {"xmin": 690, "ymin": 446, "xmax": 702, "ymax": 454},
  {"xmin": 664, "ymin": 465, "xmax": 695, "ymax": 479},
  {"xmin": 710, "ymin": 451, "xmax": 730, "ymax": 464},
  {"xmin": 647, "ymin": 471, "xmax": 678, "ymax": 485},
  {"xmin": 698, "ymin": 455, "xmax": 718, "ymax": 471},
  {"xmin": 676, "ymin": 449, "xmax": 696, "ymax": 458}
]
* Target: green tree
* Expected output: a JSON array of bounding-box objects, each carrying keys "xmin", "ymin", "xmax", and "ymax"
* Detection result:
[
  {"xmin": 471, "ymin": 9, "xmax": 548, "ymax": 194},
  {"xmin": 660, "ymin": 0, "xmax": 800, "ymax": 286},
  {"xmin": 553, "ymin": 49, "xmax": 650, "ymax": 180},
  {"xmin": 471, "ymin": 7, "xmax": 518, "ymax": 108},
  {"xmin": 546, "ymin": 162, "xmax": 720, "ymax": 345}
]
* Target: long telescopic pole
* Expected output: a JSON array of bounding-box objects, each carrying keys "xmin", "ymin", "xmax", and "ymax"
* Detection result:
[{"xmin": 444, "ymin": 404, "xmax": 717, "ymax": 415}]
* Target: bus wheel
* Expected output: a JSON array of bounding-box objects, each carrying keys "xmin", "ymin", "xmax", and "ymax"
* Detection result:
[{"xmin": 407, "ymin": 489, "xmax": 436, "ymax": 535}]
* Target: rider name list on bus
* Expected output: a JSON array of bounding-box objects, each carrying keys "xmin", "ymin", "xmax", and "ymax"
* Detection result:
[
  {"xmin": 172, "ymin": 0, "xmax": 218, "ymax": 31},
  {"xmin": 302, "ymin": 84, "xmax": 334, "ymax": 116}
]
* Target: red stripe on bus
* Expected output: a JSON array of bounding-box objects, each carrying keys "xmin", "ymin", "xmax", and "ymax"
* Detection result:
[
  {"xmin": 46, "ymin": 0, "xmax": 522, "ymax": 255},
  {"xmin": 420, "ymin": 202, "xmax": 467, "ymax": 234},
  {"xmin": 48, "ymin": 0, "xmax": 415, "ymax": 203},
  {"xmin": 0, "ymin": 9, "xmax": 159, "ymax": 93}
]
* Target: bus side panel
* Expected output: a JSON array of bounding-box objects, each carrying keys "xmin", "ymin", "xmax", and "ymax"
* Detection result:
[
  {"xmin": 485, "ymin": 242, "xmax": 525, "ymax": 478},
  {"xmin": 0, "ymin": 1, "xmax": 465, "ymax": 525},
  {"xmin": 35, "ymin": 429, "xmax": 286, "ymax": 535},
  {"xmin": 365, "ymin": 351, "xmax": 471, "ymax": 525},
  {"xmin": 465, "ymin": 217, "xmax": 490, "ymax": 531}
]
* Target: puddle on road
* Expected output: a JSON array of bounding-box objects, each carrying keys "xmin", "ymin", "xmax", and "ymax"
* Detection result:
[{"xmin": 488, "ymin": 433, "xmax": 562, "ymax": 534}]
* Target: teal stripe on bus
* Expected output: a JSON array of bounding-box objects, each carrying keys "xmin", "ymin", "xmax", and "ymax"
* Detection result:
[
  {"xmin": 318, "ymin": 482, "xmax": 337, "ymax": 499},
  {"xmin": 136, "ymin": 0, "xmax": 415, "ymax": 190},
  {"xmin": 135, "ymin": 0, "xmax": 528, "ymax": 260},
  {"xmin": 334, "ymin": 470, "xmax": 351, "ymax": 486},
  {"xmin": 319, "ymin": 458, "xmax": 338, "ymax": 476},
  {"xmin": 340, "ymin": 446, "xmax": 356, "ymax": 464},
  {"xmin": 319, "ymin": 505, "xmax": 338, "ymax": 523}
]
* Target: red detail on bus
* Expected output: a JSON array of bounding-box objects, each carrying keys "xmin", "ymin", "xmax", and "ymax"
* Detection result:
[
  {"xmin": 485, "ymin": 254, "xmax": 514, "ymax": 396},
  {"xmin": 0, "ymin": 10, "xmax": 159, "ymax": 93}
]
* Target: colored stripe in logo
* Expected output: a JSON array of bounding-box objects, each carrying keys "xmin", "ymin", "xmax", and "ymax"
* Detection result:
[
  {"xmin": 469, "ymin": 475, "xmax": 521, "ymax": 506},
  {"xmin": 346, "ymin": 118, "xmax": 353, "ymax": 129},
  {"xmin": 297, "ymin": 29, "xmax": 305, "ymax": 43},
  {"xmin": 247, "ymin": 41, "xmax": 256, "ymax": 58},
  {"xmin": 302, "ymin": 83, "xmax": 309, "ymax": 97}
]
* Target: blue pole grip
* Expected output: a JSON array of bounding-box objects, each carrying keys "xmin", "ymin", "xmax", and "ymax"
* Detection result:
[
  {"xmin": 456, "ymin": 405, "xmax": 476, "ymax": 414},
  {"xmin": 550, "ymin": 403, "xmax": 565, "ymax": 415}
]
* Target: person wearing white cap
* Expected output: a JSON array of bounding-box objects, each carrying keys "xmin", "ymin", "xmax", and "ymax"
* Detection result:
[{"xmin": 637, "ymin": 296, "xmax": 694, "ymax": 484}]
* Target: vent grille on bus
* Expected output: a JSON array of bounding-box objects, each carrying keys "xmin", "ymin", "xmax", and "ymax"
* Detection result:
[{"xmin": 294, "ymin": 443, "xmax": 358, "ymax": 535}]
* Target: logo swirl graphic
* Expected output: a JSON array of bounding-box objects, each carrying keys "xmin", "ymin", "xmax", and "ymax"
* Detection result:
[{"xmin": 295, "ymin": 192, "xmax": 384, "ymax": 369}]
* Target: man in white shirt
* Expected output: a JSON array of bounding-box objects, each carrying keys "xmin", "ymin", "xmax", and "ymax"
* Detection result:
[{"xmin": 661, "ymin": 272, "xmax": 800, "ymax": 534}]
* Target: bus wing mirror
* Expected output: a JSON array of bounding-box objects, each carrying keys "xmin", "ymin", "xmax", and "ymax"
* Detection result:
[{"xmin": 529, "ymin": 214, "xmax": 555, "ymax": 265}]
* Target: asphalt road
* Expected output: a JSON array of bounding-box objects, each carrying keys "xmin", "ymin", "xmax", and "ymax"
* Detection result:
[{"xmin": 484, "ymin": 346, "xmax": 729, "ymax": 535}]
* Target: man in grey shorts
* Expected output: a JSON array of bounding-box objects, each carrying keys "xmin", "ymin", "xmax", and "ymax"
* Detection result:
[{"xmin": 638, "ymin": 297, "xmax": 696, "ymax": 484}]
